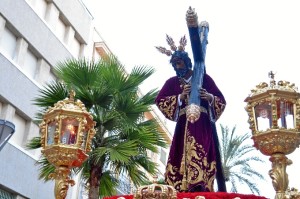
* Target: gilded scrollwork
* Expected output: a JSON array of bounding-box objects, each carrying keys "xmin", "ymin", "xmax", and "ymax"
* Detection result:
[
  {"xmin": 269, "ymin": 154, "xmax": 292, "ymax": 199},
  {"xmin": 49, "ymin": 166, "xmax": 75, "ymax": 199},
  {"xmin": 165, "ymin": 134, "xmax": 216, "ymax": 192}
]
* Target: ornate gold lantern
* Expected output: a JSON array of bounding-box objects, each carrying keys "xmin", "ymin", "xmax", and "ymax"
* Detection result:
[
  {"xmin": 244, "ymin": 72, "xmax": 300, "ymax": 199},
  {"xmin": 40, "ymin": 90, "xmax": 96, "ymax": 199},
  {"xmin": 133, "ymin": 177, "xmax": 177, "ymax": 199}
]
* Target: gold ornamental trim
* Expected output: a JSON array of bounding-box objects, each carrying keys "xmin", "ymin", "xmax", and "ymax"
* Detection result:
[
  {"xmin": 249, "ymin": 80, "xmax": 298, "ymax": 97},
  {"xmin": 285, "ymin": 187, "xmax": 300, "ymax": 199},
  {"xmin": 252, "ymin": 130, "xmax": 300, "ymax": 156},
  {"xmin": 133, "ymin": 179, "xmax": 177, "ymax": 199},
  {"xmin": 186, "ymin": 103, "xmax": 201, "ymax": 123},
  {"xmin": 179, "ymin": 106, "xmax": 207, "ymax": 117},
  {"xmin": 43, "ymin": 145, "xmax": 88, "ymax": 167},
  {"xmin": 43, "ymin": 90, "xmax": 94, "ymax": 123}
]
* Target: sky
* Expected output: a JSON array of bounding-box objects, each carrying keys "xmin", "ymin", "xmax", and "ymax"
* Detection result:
[{"xmin": 83, "ymin": 0, "xmax": 300, "ymax": 197}]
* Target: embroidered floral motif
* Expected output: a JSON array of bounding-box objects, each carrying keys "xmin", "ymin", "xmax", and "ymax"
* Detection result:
[
  {"xmin": 157, "ymin": 95, "xmax": 177, "ymax": 120},
  {"xmin": 214, "ymin": 96, "xmax": 226, "ymax": 120}
]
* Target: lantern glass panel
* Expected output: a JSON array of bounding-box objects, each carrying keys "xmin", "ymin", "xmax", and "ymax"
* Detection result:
[
  {"xmin": 81, "ymin": 130, "xmax": 88, "ymax": 151},
  {"xmin": 47, "ymin": 121, "xmax": 56, "ymax": 145},
  {"xmin": 255, "ymin": 102, "xmax": 272, "ymax": 131},
  {"xmin": 277, "ymin": 101, "xmax": 294, "ymax": 129},
  {"xmin": 60, "ymin": 118, "xmax": 79, "ymax": 145}
]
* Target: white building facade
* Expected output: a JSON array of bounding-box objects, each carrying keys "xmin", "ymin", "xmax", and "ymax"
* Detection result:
[{"xmin": 0, "ymin": 0, "xmax": 170, "ymax": 198}]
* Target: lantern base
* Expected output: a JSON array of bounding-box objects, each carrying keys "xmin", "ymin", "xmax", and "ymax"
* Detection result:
[
  {"xmin": 252, "ymin": 130, "xmax": 300, "ymax": 156},
  {"xmin": 43, "ymin": 145, "xmax": 88, "ymax": 167}
]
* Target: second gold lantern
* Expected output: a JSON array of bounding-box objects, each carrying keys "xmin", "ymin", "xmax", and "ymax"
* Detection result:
[
  {"xmin": 244, "ymin": 72, "xmax": 300, "ymax": 199},
  {"xmin": 40, "ymin": 90, "xmax": 96, "ymax": 199}
]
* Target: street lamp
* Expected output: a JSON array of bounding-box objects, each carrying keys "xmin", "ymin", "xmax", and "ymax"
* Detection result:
[
  {"xmin": 0, "ymin": 119, "xmax": 15, "ymax": 151},
  {"xmin": 244, "ymin": 71, "xmax": 300, "ymax": 199},
  {"xmin": 40, "ymin": 90, "xmax": 96, "ymax": 199}
]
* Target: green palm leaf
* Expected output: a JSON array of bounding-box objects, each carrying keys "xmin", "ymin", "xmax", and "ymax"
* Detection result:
[
  {"xmin": 33, "ymin": 81, "xmax": 67, "ymax": 108},
  {"xmin": 26, "ymin": 136, "xmax": 41, "ymax": 149},
  {"xmin": 220, "ymin": 124, "xmax": 266, "ymax": 195},
  {"xmin": 99, "ymin": 170, "xmax": 118, "ymax": 196}
]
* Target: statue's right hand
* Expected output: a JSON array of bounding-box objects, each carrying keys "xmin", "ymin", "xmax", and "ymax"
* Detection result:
[{"xmin": 180, "ymin": 85, "xmax": 191, "ymax": 100}]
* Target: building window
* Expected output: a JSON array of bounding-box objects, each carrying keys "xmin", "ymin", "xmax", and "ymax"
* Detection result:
[
  {"xmin": 70, "ymin": 35, "xmax": 81, "ymax": 57},
  {"xmin": 56, "ymin": 17, "xmax": 66, "ymax": 42},
  {"xmin": 27, "ymin": 0, "xmax": 47, "ymax": 20},
  {"xmin": 0, "ymin": 26, "xmax": 17, "ymax": 60},
  {"xmin": 23, "ymin": 48, "xmax": 38, "ymax": 80},
  {"xmin": 0, "ymin": 187, "xmax": 15, "ymax": 199},
  {"xmin": 9, "ymin": 113, "xmax": 26, "ymax": 147},
  {"xmin": 160, "ymin": 148, "xmax": 167, "ymax": 165}
]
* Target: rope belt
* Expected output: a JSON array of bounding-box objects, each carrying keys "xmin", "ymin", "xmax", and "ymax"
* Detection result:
[{"xmin": 179, "ymin": 106, "xmax": 207, "ymax": 117}]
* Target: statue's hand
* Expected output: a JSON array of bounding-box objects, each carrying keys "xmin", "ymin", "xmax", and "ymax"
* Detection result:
[
  {"xmin": 199, "ymin": 88, "xmax": 214, "ymax": 103},
  {"xmin": 180, "ymin": 85, "xmax": 191, "ymax": 100}
]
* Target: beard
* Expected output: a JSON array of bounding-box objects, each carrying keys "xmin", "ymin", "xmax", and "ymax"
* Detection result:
[{"xmin": 174, "ymin": 67, "xmax": 189, "ymax": 78}]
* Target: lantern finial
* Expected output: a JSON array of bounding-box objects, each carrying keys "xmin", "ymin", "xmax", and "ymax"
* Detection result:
[
  {"xmin": 69, "ymin": 90, "xmax": 75, "ymax": 102},
  {"xmin": 268, "ymin": 71, "xmax": 276, "ymax": 87}
]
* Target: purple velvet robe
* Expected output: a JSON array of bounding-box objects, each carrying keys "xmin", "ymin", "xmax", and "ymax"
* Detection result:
[{"xmin": 155, "ymin": 73, "xmax": 226, "ymax": 192}]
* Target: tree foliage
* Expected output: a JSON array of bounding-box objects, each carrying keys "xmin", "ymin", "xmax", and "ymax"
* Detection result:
[
  {"xmin": 220, "ymin": 124, "xmax": 266, "ymax": 195},
  {"xmin": 27, "ymin": 55, "xmax": 167, "ymax": 198}
]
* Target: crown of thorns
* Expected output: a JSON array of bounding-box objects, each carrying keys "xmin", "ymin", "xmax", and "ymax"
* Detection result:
[{"xmin": 155, "ymin": 34, "xmax": 187, "ymax": 56}]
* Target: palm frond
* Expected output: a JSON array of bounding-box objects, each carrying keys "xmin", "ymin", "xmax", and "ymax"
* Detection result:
[
  {"xmin": 35, "ymin": 157, "xmax": 56, "ymax": 181},
  {"xmin": 235, "ymin": 173, "xmax": 260, "ymax": 195},
  {"xmin": 26, "ymin": 136, "xmax": 41, "ymax": 149},
  {"xmin": 126, "ymin": 65, "xmax": 155, "ymax": 89},
  {"xmin": 54, "ymin": 58, "xmax": 101, "ymax": 88},
  {"xmin": 33, "ymin": 81, "xmax": 67, "ymax": 108},
  {"xmin": 108, "ymin": 140, "xmax": 139, "ymax": 163},
  {"xmin": 220, "ymin": 124, "xmax": 265, "ymax": 194},
  {"xmin": 123, "ymin": 156, "xmax": 155, "ymax": 186},
  {"xmin": 99, "ymin": 170, "xmax": 118, "ymax": 197},
  {"xmin": 91, "ymin": 140, "xmax": 139, "ymax": 165}
]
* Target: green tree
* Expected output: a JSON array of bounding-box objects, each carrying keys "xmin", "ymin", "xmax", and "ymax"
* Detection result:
[
  {"xmin": 27, "ymin": 56, "xmax": 167, "ymax": 198},
  {"xmin": 220, "ymin": 124, "xmax": 265, "ymax": 195}
]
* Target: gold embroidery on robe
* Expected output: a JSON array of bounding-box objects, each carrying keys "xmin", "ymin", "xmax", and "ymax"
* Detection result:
[
  {"xmin": 157, "ymin": 95, "xmax": 177, "ymax": 120},
  {"xmin": 214, "ymin": 96, "xmax": 226, "ymax": 120},
  {"xmin": 165, "ymin": 163, "xmax": 182, "ymax": 190},
  {"xmin": 165, "ymin": 133, "xmax": 217, "ymax": 192}
]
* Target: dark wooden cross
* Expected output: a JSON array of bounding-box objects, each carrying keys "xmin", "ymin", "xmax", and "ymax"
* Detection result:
[{"xmin": 186, "ymin": 7, "xmax": 209, "ymax": 123}]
